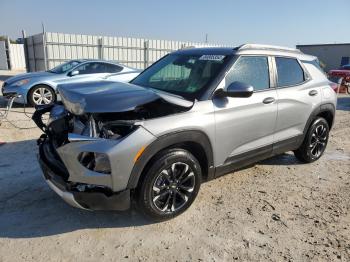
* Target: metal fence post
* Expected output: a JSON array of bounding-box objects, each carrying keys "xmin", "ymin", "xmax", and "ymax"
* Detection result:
[
  {"xmin": 144, "ymin": 40, "xmax": 149, "ymax": 69},
  {"xmin": 22, "ymin": 30, "xmax": 29, "ymax": 72},
  {"xmin": 42, "ymin": 32, "xmax": 48, "ymax": 70},
  {"xmin": 98, "ymin": 37, "xmax": 103, "ymax": 60},
  {"xmin": 6, "ymin": 36, "xmax": 12, "ymax": 70}
]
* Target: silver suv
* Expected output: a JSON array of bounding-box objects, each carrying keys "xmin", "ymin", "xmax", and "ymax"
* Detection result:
[{"xmin": 33, "ymin": 44, "xmax": 337, "ymax": 220}]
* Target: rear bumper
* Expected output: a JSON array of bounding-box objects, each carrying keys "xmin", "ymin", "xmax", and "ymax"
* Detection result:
[{"xmin": 38, "ymin": 140, "xmax": 131, "ymax": 211}]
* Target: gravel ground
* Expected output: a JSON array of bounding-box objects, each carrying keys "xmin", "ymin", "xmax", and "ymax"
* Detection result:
[{"xmin": 0, "ymin": 73, "xmax": 349, "ymax": 261}]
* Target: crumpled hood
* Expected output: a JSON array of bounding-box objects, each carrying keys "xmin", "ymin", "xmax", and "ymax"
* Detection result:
[
  {"xmin": 5, "ymin": 71, "xmax": 54, "ymax": 84},
  {"xmin": 58, "ymin": 80, "xmax": 193, "ymax": 115}
]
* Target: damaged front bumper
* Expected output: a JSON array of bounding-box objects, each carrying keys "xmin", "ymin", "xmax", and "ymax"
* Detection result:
[
  {"xmin": 38, "ymin": 138, "xmax": 131, "ymax": 210},
  {"xmin": 33, "ymin": 102, "xmax": 157, "ymax": 211}
]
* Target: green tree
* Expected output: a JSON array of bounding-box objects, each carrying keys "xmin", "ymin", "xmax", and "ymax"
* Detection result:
[{"xmin": 0, "ymin": 36, "xmax": 17, "ymax": 44}]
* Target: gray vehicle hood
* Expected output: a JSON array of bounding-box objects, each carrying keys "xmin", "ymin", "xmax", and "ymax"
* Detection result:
[
  {"xmin": 58, "ymin": 81, "xmax": 193, "ymax": 115},
  {"xmin": 5, "ymin": 71, "xmax": 56, "ymax": 85}
]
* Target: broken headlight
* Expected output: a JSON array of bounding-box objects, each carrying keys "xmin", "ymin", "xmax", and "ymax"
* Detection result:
[
  {"xmin": 99, "ymin": 120, "xmax": 138, "ymax": 139},
  {"xmin": 78, "ymin": 152, "xmax": 111, "ymax": 174}
]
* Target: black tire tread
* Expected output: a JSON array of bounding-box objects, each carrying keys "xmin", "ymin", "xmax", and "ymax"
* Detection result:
[
  {"xmin": 136, "ymin": 148, "xmax": 202, "ymax": 221},
  {"xmin": 294, "ymin": 117, "xmax": 329, "ymax": 163}
]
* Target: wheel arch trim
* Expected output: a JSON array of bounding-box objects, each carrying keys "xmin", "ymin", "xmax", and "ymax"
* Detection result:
[
  {"xmin": 127, "ymin": 130, "xmax": 214, "ymax": 189},
  {"xmin": 301, "ymin": 103, "xmax": 335, "ymax": 144}
]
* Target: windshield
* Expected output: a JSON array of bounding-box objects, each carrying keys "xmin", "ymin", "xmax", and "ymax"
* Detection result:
[
  {"xmin": 48, "ymin": 60, "xmax": 81, "ymax": 74},
  {"xmin": 131, "ymin": 54, "xmax": 230, "ymax": 99}
]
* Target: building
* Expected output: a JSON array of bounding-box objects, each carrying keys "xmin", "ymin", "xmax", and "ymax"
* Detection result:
[{"xmin": 297, "ymin": 43, "xmax": 350, "ymax": 72}]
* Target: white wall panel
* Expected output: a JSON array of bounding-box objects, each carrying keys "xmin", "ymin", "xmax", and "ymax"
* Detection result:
[{"xmin": 26, "ymin": 32, "xmax": 225, "ymax": 71}]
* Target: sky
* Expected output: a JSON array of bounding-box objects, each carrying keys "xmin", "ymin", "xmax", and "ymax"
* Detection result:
[{"xmin": 0, "ymin": 0, "xmax": 349, "ymax": 47}]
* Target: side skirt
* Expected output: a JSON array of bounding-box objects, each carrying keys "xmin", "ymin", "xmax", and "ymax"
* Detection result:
[{"xmin": 214, "ymin": 135, "xmax": 303, "ymax": 179}]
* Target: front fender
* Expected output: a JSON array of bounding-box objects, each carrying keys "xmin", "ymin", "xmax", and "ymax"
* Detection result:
[{"xmin": 127, "ymin": 130, "xmax": 214, "ymax": 189}]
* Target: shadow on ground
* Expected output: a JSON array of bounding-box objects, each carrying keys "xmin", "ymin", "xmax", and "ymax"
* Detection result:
[
  {"xmin": 260, "ymin": 152, "xmax": 301, "ymax": 166},
  {"xmin": 0, "ymin": 139, "xmax": 153, "ymax": 239},
  {"xmin": 0, "ymin": 139, "xmax": 306, "ymax": 239}
]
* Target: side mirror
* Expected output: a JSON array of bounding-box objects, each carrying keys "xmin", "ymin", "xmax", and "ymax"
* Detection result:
[
  {"xmin": 69, "ymin": 70, "xmax": 79, "ymax": 77},
  {"xmin": 225, "ymin": 81, "xmax": 254, "ymax": 98}
]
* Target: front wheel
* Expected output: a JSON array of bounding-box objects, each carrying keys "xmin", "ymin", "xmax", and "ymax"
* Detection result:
[
  {"xmin": 136, "ymin": 149, "xmax": 202, "ymax": 221},
  {"xmin": 28, "ymin": 85, "xmax": 56, "ymax": 107},
  {"xmin": 294, "ymin": 117, "xmax": 329, "ymax": 163}
]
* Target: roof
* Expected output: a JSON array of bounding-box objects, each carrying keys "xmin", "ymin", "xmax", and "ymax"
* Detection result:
[
  {"xmin": 174, "ymin": 44, "xmax": 305, "ymax": 57},
  {"xmin": 237, "ymin": 44, "xmax": 301, "ymax": 54},
  {"xmin": 174, "ymin": 47, "xmax": 236, "ymax": 55},
  {"xmin": 73, "ymin": 59, "xmax": 127, "ymax": 66}
]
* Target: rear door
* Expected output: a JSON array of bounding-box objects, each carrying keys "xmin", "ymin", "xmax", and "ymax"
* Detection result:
[
  {"xmin": 273, "ymin": 56, "xmax": 322, "ymax": 151},
  {"xmin": 213, "ymin": 55, "xmax": 278, "ymax": 168}
]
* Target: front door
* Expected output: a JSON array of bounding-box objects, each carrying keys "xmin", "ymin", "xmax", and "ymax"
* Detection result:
[{"xmin": 213, "ymin": 55, "xmax": 278, "ymax": 170}]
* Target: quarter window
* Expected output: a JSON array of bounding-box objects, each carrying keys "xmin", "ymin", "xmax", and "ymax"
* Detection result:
[
  {"xmin": 75, "ymin": 62, "xmax": 118, "ymax": 75},
  {"xmin": 276, "ymin": 57, "xmax": 305, "ymax": 86},
  {"xmin": 226, "ymin": 56, "xmax": 270, "ymax": 91},
  {"xmin": 105, "ymin": 63, "xmax": 123, "ymax": 73}
]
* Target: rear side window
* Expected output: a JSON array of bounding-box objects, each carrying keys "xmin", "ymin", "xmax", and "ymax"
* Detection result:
[
  {"xmin": 75, "ymin": 62, "xmax": 105, "ymax": 74},
  {"xmin": 105, "ymin": 63, "xmax": 123, "ymax": 73},
  {"xmin": 302, "ymin": 59, "xmax": 325, "ymax": 75},
  {"xmin": 226, "ymin": 56, "xmax": 270, "ymax": 91},
  {"xmin": 276, "ymin": 57, "xmax": 305, "ymax": 87}
]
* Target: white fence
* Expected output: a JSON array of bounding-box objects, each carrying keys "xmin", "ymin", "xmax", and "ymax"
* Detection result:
[
  {"xmin": 9, "ymin": 43, "xmax": 26, "ymax": 70},
  {"xmin": 0, "ymin": 39, "xmax": 26, "ymax": 70},
  {"xmin": 25, "ymin": 32, "xmax": 224, "ymax": 72}
]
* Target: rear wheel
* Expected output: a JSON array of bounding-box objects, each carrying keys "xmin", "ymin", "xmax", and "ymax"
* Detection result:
[
  {"xmin": 137, "ymin": 149, "xmax": 202, "ymax": 221},
  {"xmin": 28, "ymin": 85, "xmax": 56, "ymax": 107},
  {"xmin": 294, "ymin": 117, "xmax": 329, "ymax": 163}
]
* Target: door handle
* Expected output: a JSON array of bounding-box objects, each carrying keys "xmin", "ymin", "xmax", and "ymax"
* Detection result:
[
  {"xmin": 309, "ymin": 90, "xmax": 318, "ymax": 96},
  {"xmin": 262, "ymin": 97, "xmax": 275, "ymax": 104}
]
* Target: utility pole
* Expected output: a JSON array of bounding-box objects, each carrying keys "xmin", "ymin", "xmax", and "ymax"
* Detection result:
[{"xmin": 41, "ymin": 22, "xmax": 46, "ymax": 33}]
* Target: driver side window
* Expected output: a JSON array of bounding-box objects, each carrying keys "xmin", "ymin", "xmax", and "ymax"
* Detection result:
[{"xmin": 226, "ymin": 56, "xmax": 270, "ymax": 91}]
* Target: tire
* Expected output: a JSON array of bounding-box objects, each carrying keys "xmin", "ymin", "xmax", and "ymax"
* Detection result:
[
  {"xmin": 294, "ymin": 117, "xmax": 329, "ymax": 163},
  {"xmin": 136, "ymin": 148, "xmax": 202, "ymax": 221},
  {"xmin": 28, "ymin": 85, "xmax": 56, "ymax": 107}
]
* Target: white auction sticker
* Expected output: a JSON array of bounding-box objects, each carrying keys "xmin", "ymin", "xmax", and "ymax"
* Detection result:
[{"xmin": 199, "ymin": 55, "xmax": 225, "ymax": 61}]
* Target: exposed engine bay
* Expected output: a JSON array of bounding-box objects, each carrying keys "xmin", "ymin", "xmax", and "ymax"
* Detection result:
[
  {"xmin": 33, "ymin": 96, "xmax": 191, "ymax": 148},
  {"xmin": 32, "ymin": 81, "xmax": 194, "ymax": 147}
]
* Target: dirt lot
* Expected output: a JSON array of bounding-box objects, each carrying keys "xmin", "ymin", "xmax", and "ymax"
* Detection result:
[{"xmin": 0, "ymin": 73, "xmax": 349, "ymax": 261}]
